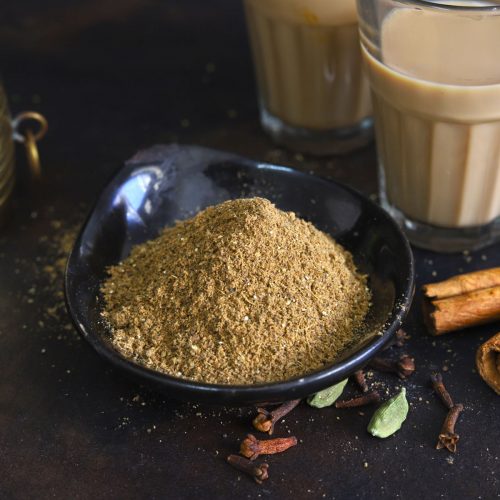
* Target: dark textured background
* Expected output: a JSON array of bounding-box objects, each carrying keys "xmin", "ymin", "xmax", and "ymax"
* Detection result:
[{"xmin": 0, "ymin": 1, "xmax": 498, "ymax": 498}]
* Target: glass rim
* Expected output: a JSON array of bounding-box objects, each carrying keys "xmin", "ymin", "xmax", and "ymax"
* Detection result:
[{"xmin": 401, "ymin": 0, "xmax": 500, "ymax": 11}]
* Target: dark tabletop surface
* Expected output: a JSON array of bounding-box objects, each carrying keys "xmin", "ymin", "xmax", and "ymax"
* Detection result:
[{"xmin": 0, "ymin": 1, "xmax": 498, "ymax": 499}]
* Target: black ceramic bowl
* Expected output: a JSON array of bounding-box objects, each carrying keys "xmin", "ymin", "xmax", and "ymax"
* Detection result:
[{"xmin": 65, "ymin": 144, "xmax": 414, "ymax": 405}]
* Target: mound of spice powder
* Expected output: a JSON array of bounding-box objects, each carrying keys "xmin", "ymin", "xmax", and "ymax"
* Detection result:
[{"xmin": 101, "ymin": 198, "xmax": 370, "ymax": 384}]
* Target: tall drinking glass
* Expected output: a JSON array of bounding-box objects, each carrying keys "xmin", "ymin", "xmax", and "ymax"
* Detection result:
[
  {"xmin": 357, "ymin": 0, "xmax": 500, "ymax": 252},
  {"xmin": 244, "ymin": 0, "xmax": 373, "ymax": 155}
]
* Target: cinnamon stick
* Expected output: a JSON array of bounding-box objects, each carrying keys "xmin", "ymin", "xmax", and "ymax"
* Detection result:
[
  {"xmin": 423, "ymin": 267, "xmax": 500, "ymax": 299},
  {"xmin": 422, "ymin": 268, "xmax": 500, "ymax": 336},
  {"xmin": 424, "ymin": 286, "xmax": 500, "ymax": 335},
  {"xmin": 476, "ymin": 332, "xmax": 500, "ymax": 395}
]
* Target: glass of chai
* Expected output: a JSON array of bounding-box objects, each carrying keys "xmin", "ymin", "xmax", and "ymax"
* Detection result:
[
  {"xmin": 357, "ymin": 0, "xmax": 500, "ymax": 252},
  {"xmin": 243, "ymin": 0, "xmax": 373, "ymax": 155}
]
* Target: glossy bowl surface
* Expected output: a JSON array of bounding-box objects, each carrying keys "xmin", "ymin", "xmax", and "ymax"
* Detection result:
[{"xmin": 65, "ymin": 144, "xmax": 414, "ymax": 405}]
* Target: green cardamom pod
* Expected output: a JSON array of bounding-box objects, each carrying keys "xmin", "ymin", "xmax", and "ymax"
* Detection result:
[
  {"xmin": 367, "ymin": 387, "xmax": 408, "ymax": 438},
  {"xmin": 307, "ymin": 379, "xmax": 348, "ymax": 408}
]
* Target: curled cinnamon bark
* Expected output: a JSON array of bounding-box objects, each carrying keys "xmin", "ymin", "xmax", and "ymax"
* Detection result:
[
  {"xmin": 424, "ymin": 286, "xmax": 500, "ymax": 335},
  {"xmin": 476, "ymin": 332, "xmax": 500, "ymax": 395},
  {"xmin": 423, "ymin": 267, "xmax": 500, "ymax": 299},
  {"xmin": 422, "ymin": 268, "xmax": 500, "ymax": 335}
]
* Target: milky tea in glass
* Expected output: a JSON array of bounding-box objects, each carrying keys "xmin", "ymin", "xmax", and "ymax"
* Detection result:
[
  {"xmin": 244, "ymin": 0, "xmax": 372, "ymax": 154},
  {"xmin": 358, "ymin": 0, "xmax": 500, "ymax": 251}
]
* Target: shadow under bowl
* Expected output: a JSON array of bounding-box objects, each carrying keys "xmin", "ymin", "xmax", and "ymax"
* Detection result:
[{"xmin": 65, "ymin": 144, "xmax": 415, "ymax": 405}]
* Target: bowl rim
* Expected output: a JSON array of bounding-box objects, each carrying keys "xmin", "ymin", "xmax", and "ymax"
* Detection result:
[{"xmin": 64, "ymin": 148, "xmax": 415, "ymax": 401}]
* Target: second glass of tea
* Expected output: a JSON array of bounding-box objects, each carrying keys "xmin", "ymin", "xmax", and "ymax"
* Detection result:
[{"xmin": 244, "ymin": 0, "xmax": 372, "ymax": 155}]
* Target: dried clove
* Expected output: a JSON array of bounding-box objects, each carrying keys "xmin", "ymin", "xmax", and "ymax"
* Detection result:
[
  {"xmin": 383, "ymin": 329, "xmax": 410, "ymax": 350},
  {"xmin": 436, "ymin": 404, "xmax": 464, "ymax": 453},
  {"xmin": 227, "ymin": 454, "xmax": 269, "ymax": 484},
  {"xmin": 430, "ymin": 372, "xmax": 454, "ymax": 409},
  {"xmin": 253, "ymin": 399, "xmax": 300, "ymax": 435},
  {"xmin": 335, "ymin": 390, "xmax": 381, "ymax": 408},
  {"xmin": 430, "ymin": 372, "xmax": 464, "ymax": 453},
  {"xmin": 353, "ymin": 370, "xmax": 369, "ymax": 393},
  {"xmin": 240, "ymin": 434, "xmax": 298, "ymax": 461},
  {"xmin": 369, "ymin": 354, "xmax": 415, "ymax": 379},
  {"xmin": 397, "ymin": 355, "xmax": 416, "ymax": 378}
]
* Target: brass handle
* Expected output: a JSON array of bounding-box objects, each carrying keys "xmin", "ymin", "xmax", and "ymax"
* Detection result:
[{"xmin": 11, "ymin": 111, "xmax": 48, "ymax": 178}]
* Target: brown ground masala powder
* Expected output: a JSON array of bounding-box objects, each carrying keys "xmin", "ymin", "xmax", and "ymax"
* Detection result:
[{"xmin": 101, "ymin": 197, "xmax": 371, "ymax": 385}]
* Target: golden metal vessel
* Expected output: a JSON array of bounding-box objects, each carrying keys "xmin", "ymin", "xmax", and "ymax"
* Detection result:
[{"xmin": 0, "ymin": 85, "xmax": 47, "ymax": 224}]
